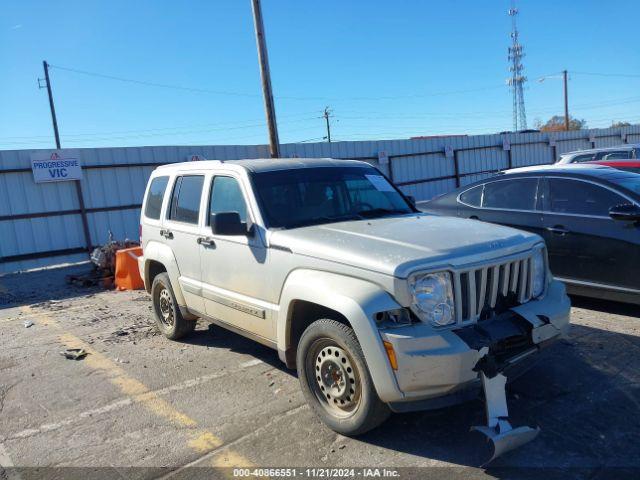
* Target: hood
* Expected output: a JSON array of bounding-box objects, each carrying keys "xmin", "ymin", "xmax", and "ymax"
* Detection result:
[{"xmin": 269, "ymin": 214, "xmax": 541, "ymax": 278}]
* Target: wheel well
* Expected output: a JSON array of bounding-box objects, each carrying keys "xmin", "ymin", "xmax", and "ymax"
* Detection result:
[
  {"xmin": 146, "ymin": 260, "xmax": 167, "ymax": 293},
  {"xmin": 286, "ymin": 300, "xmax": 350, "ymax": 369}
]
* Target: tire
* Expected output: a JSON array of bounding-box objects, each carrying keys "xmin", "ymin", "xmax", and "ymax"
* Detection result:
[
  {"xmin": 151, "ymin": 272, "xmax": 196, "ymax": 340},
  {"xmin": 296, "ymin": 318, "xmax": 391, "ymax": 436}
]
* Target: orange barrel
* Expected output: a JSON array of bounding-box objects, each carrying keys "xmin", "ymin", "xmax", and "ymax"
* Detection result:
[{"xmin": 114, "ymin": 246, "xmax": 145, "ymax": 290}]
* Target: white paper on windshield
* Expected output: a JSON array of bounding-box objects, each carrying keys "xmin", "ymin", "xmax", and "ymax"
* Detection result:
[{"xmin": 365, "ymin": 174, "xmax": 395, "ymax": 192}]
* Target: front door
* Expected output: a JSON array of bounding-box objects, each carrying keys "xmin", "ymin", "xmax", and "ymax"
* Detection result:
[
  {"xmin": 540, "ymin": 177, "xmax": 638, "ymax": 290},
  {"xmin": 163, "ymin": 174, "xmax": 207, "ymax": 313},
  {"xmin": 199, "ymin": 174, "xmax": 273, "ymax": 341}
]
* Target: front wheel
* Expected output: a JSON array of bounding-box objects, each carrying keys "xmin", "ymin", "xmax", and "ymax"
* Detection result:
[{"xmin": 296, "ymin": 318, "xmax": 390, "ymax": 436}]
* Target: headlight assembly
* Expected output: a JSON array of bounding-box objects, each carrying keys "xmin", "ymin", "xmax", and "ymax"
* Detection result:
[
  {"xmin": 409, "ymin": 271, "xmax": 455, "ymax": 327},
  {"xmin": 531, "ymin": 246, "xmax": 546, "ymax": 298}
]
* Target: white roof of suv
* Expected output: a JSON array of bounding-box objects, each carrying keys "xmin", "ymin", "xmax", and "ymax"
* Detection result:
[
  {"xmin": 155, "ymin": 157, "xmax": 371, "ymax": 173},
  {"xmin": 563, "ymin": 143, "xmax": 639, "ymax": 156}
]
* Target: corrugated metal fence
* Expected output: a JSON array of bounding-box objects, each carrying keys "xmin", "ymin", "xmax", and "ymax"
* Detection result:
[{"xmin": 1, "ymin": 125, "xmax": 639, "ymax": 274}]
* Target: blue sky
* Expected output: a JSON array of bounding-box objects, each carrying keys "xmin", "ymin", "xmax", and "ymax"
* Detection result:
[{"xmin": 1, "ymin": 0, "xmax": 639, "ymax": 149}]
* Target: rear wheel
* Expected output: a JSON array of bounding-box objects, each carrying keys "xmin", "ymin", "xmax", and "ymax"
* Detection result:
[
  {"xmin": 296, "ymin": 318, "xmax": 390, "ymax": 436},
  {"xmin": 151, "ymin": 273, "xmax": 196, "ymax": 340}
]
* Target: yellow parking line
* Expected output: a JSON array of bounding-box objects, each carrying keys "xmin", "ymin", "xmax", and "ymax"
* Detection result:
[
  {"xmin": 0, "ymin": 305, "xmax": 86, "ymax": 324},
  {"xmin": 18, "ymin": 305, "xmax": 254, "ymax": 471}
]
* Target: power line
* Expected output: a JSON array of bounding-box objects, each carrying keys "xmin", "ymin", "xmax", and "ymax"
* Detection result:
[
  {"xmin": 48, "ymin": 63, "xmax": 508, "ymax": 102},
  {"xmin": 0, "ymin": 113, "xmax": 321, "ymax": 141},
  {"xmin": 6, "ymin": 91, "xmax": 638, "ymax": 143},
  {"xmin": 293, "ymin": 137, "xmax": 326, "ymax": 143},
  {"xmin": 49, "ymin": 64, "xmax": 264, "ymax": 98},
  {"xmin": 571, "ymin": 71, "xmax": 640, "ymax": 79}
]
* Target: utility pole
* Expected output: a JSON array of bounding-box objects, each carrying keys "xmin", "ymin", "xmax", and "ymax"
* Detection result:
[
  {"xmin": 563, "ymin": 70, "xmax": 570, "ymax": 130},
  {"xmin": 250, "ymin": 0, "xmax": 280, "ymax": 158},
  {"xmin": 40, "ymin": 61, "xmax": 92, "ymax": 253},
  {"xmin": 42, "ymin": 61, "xmax": 61, "ymax": 149},
  {"xmin": 323, "ymin": 107, "xmax": 332, "ymax": 142}
]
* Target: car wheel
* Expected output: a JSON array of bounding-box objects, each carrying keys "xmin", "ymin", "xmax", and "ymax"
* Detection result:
[
  {"xmin": 296, "ymin": 318, "xmax": 390, "ymax": 436},
  {"xmin": 151, "ymin": 272, "xmax": 196, "ymax": 340}
]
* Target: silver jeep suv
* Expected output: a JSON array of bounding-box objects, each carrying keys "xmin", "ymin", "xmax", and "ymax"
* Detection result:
[{"xmin": 139, "ymin": 158, "xmax": 570, "ymax": 458}]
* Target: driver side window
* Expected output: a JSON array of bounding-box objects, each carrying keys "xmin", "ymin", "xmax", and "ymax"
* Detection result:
[{"xmin": 209, "ymin": 176, "xmax": 248, "ymax": 223}]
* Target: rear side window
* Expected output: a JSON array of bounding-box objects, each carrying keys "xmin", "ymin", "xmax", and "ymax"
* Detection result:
[
  {"xmin": 144, "ymin": 176, "xmax": 169, "ymax": 220},
  {"xmin": 547, "ymin": 179, "xmax": 627, "ymax": 216},
  {"xmin": 459, "ymin": 185, "xmax": 483, "ymax": 207},
  {"xmin": 595, "ymin": 150, "xmax": 632, "ymax": 160},
  {"xmin": 571, "ymin": 154, "xmax": 595, "ymax": 163},
  {"xmin": 482, "ymin": 178, "xmax": 538, "ymax": 211},
  {"xmin": 209, "ymin": 176, "xmax": 247, "ymax": 222},
  {"xmin": 168, "ymin": 175, "xmax": 204, "ymax": 224}
]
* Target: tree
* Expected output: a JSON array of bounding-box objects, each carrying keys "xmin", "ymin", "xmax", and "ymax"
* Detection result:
[
  {"xmin": 535, "ymin": 115, "xmax": 587, "ymax": 132},
  {"xmin": 611, "ymin": 121, "xmax": 632, "ymax": 128}
]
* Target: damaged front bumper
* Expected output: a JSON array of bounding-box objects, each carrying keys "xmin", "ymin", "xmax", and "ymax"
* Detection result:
[
  {"xmin": 377, "ymin": 279, "xmax": 569, "ymax": 461},
  {"xmin": 379, "ymin": 279, "xmax": 570, "ymax": 410}
]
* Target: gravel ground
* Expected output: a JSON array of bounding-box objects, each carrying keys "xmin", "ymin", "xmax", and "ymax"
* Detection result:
[{"xmin": 0, "ymin": 264, "xmax": 638, "ymax": 480}]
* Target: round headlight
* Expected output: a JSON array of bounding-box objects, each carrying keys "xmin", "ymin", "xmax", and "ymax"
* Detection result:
[
  {"xmin": 531, "ymin": 247, "xmax": 546, "ymax": 298},
  {"xmin": 411, "ymin": 272, "xmax": 455, "ymax": 327}
]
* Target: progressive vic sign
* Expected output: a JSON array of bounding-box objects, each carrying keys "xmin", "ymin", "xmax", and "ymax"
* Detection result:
[{"xmin": 31, "ymin": 150, "xmax": 83, "ymax": 183}]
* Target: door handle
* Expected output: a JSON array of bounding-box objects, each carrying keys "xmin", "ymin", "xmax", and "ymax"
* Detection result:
[
  {"xmin": 546, "ymin": 226, "xmax": 569, "ymax": 235},
  {"xmin": 197, "ymin": 237, "xmax": 216, "ymax": 247},
  {"xmin": 159, "ymin": 229, "xmax": 173, "ymax": 239}
]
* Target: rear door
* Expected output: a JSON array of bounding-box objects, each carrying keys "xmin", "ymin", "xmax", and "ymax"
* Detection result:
[
  {"xmin": 540, "ymin": 177, "xmax": 637, "ymax": 289},
  {"xmin": 163, "ymin": 174, "xmax": 206, "ymax": 312},
  {"xmin": 460, "ymin": 177, "xmax": 545, "ymax": 238}
]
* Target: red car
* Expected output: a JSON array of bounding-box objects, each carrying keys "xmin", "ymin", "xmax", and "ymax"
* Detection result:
[{"xmin": 586, "ymin": 159, "xmax": 640, "ymax": 174}]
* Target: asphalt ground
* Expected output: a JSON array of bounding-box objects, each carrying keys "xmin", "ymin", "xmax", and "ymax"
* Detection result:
[{"xmin": 0, "ymin": 264, "xmax": 639, "ymax": 480}]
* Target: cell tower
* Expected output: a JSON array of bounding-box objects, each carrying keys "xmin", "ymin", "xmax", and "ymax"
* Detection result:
[{"xmin": 507, "ymin": 0, "xmax": 527, "ymax": 131}]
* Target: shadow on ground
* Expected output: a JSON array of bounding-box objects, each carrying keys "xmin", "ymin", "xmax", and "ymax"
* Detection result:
[
  {"xmin": 570, "ymin": 294, "xmax": 640, "ymax": 319},
  {"xmin": 183, "ymin": 315, "xmax": 640, "ymax": 473},
  {"xmin": 359, "ymin": 323, "xmax": 640, "ymax": 472}
]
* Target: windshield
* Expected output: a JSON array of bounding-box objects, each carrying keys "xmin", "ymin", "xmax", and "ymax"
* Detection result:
[{"xmin": 252, "ymin": 166, "xmax": 414, "ymax": 229}]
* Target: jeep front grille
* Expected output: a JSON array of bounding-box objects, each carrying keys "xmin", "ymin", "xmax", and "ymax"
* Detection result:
[{"xmin": 454, "ymin": 253, "xmax": 534, "ymax": 325}]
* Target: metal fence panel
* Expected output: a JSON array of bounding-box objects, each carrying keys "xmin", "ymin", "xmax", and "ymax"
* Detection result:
[{"xmin": 2, "ymin": 124, "xmax": 639, "ymax": 273}]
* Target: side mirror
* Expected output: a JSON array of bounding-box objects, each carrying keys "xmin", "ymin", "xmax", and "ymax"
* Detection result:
[
  {"xmin": 210, "ymin": 212, "xmax": 248, "ymax": 235},
  {"xmin": 609, "ymin": 204, "xmax": 640, "ymax": 222},
  {"xmin": 406, "ymin": 195, "xmax": 416, "ymax": 206}
]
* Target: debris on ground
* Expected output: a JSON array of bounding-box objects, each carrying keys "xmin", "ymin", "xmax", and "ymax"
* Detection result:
[
  {"xmin": 91, "ymin": 230, "xmax": 139, "ymax": 274},
  {"xmin": 99, "ymin": 321, "xmax": 159, "ymax": 344},
  {"xmin": 66, "ymin": 270, "xmax": 115, "ymax": 289},
  {"xmin": 66, "ymin": 230, "xmax": 139, "ymax": 289},
  {"xmin": 60, "ymin": 348, "xmax": 88, "ymax": 360},
  {"xmin": 23, "ymin": 320, "xmax": 34, "ymax": 328}
]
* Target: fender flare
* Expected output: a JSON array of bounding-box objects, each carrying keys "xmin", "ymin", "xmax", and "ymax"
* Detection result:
[
  {"xmin": 277, "ymin": 269, "xmax": 404, "ymax": 402},
  {"xmin": 142, "ymin": 240, "xmax": 186, "ymax": 307}
]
